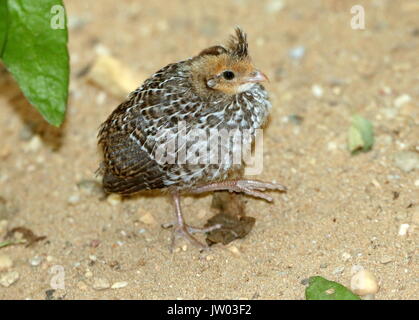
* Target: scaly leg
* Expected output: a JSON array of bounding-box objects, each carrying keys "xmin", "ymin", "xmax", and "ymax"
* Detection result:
[
  {"xmin": 190, "ymin": 179, "xmax": 287, "ymax": 202},
  {"xmin": 169, "ymin": 192, "xmax": 221, "ymax": 251}
]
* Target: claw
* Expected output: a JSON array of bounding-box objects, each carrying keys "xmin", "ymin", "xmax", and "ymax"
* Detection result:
[
  {"xmin": 169, "ymin": 193, "xmax": 222, "ymax": 252},
  {"xmin": 191, "ymin": 179, "xmax": 287, "ymax": 201}
]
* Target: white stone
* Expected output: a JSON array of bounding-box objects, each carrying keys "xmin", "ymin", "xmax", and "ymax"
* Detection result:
[
  {"xmin": 107, "ymin": 193, "xmax": 122, "ymax": 206},
  {"xmin": 24, "ymin": 135, "xmax": 42, "ymax": 152},
  {"xmin": 92, "ymin": 277, "xmax": 110, "ymax": 290},
  {"xmin": 350, "ymin": 270, "xmax": 379, "ymax": 295},
  {"xmin": 333, "ymin": 266, "xmax": 345, "ymax": 275},
  {"xmin": 398, "ymin": 223, "xmax": 409, "ymax": 236},
  {"xmin": 139, "ymin": 211, "xmax": 157, "ymax": 225},
  {"xmin": 111, "ymin": 281, "xmax": 128, "ymax": 289},
  {"xmin": 0, "ymin": 254, "xmax": 13, "ymax": 271},
  {"xmin": 394, "ymin": 94, "xmax": 411, "ymax": 108},
  {"xmin": 341, "ymin": 252, "xmax": 352, "ymax": 262},
  {"xmin": 227, "ymin": 245, "xmax": 241, "ymax": 256},
  {"xmin": 0, "ymin": 271, "xmax": 19, "ymax": 287},
  {"xmin": 29, "ymin": 256, "xmax": 43, "ymax": 267},
  {"xmin": 311, "ymin": 84, "xmax": 324, "ymax": 98},
  {"xmin": 394, "ymin": 151, "xmax": 419, "ymax": 172},
  {"xmin": 351, "ymin": 265, "xmax": 364, "ymax": 275},
  {"xmin": 67, "ymin": 194, "xmax": 80, "ymax": 205},
  {"xmin": 265, "ymin": 0, "xmax": 285, "ymax": 13}
]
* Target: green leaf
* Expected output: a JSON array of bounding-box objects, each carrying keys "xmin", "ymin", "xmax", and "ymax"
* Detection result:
[
  {"xmin": 0, "ymin": 239, "xmax": 25, "ymax": 248},
  {"xmin": 0, "ymin": 0, "xmax": 9, "ymax": 56},
  {"xmin": 348, "ymin": 115, "xmax": 374, "ymax": 154},
  {"xmin": 305, "ymin": 276, "xmax": 361, "ymax": 300},
  {"xmin": 1, "ymin": 0, "xmax": 69, "ymax": 126}
]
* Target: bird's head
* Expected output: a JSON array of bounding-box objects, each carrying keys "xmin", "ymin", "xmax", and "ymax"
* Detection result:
[{"xmin": 190, "ymin": 28, "xmax": 268, "ymax": 97}]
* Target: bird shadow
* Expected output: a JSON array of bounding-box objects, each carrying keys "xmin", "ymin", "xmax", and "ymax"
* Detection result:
[{"xmin": 1, "ymin": 69, "xmax": 66, "ymax": 151}]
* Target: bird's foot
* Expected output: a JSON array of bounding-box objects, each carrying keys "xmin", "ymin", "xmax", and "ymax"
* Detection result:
[
  {"xmin": 191, "ymin": 179, "xmax": 287, "ymax": 202},
  {"xmin": 169, "ymin": 222, "xmax": 222, "ymax": 252}
]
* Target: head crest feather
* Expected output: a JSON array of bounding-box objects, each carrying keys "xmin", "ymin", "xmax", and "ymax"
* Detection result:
[{"xmin": 228, "ymin": 27, "xmax": 248, "ymax": 58}]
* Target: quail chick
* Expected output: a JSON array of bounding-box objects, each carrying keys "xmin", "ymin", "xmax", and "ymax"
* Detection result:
[{"xmin": 98, "ymin": 28, "xmax": 286, "ymax": 250}]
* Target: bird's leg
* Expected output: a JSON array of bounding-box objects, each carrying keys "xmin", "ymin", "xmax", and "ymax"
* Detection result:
[
  {"xmin": 190, "ymin": 179, "xmax": 287, "ymax": 202},
  {"xmin": 169, "ymin": 192, "xmax": 222, "ymax": 251}
]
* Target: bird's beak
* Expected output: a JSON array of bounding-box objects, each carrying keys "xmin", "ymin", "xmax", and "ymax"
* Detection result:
[{"xmin": 243, "ymin": 70, "xmax": 269, "ymax": 83}]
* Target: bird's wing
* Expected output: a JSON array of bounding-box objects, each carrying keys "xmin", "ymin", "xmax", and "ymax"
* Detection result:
[{"xmin": 97, "ymin": 62, "xmax": 190, "ymax": 194}]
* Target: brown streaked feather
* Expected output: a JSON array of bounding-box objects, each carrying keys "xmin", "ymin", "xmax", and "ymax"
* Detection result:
[
  {"xmin": 228, "ymin": 27, "xmax": 248, "ymax": 58},
  {"xmin": 198, "ymin": 45, "xmax": 228, "ymax": 57},
  {"xmin": 97, "ymin": 27, "xmax": 271, "ymax": 196}
]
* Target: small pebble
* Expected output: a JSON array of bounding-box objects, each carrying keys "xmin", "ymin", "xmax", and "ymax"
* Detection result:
[
  {"xmin": 414, "ymin": 179, "xmax": 419, "ymax": 187},
  {"xmin": 398, "ymin": 223, "xmax": 409, "ymax": 236},
  {"xmin": 332, "ymin": 86, "xmax": 341, "ymax": 95},
  {"xmin": 394, "ymin": 151, "xmax": 419, "ymax": 172},
  {"xmin": 0, "ymin": 254, "xmax": 13, "ymax": 271},
  {"xmin": 96, "ymin": 91, "xmax": 107, "ymax": 105},
  {"xmin": 67, "ymin": 194, "xmax": 80, "ymax": 205},
  {"xmin": 77, "ymin": 281, "xmax": 88, "ymax": 291},
  {"xmin": 319, "ymin": 263, "xmax": 328, "ymax": 269},
  {"xmin": 351, "ymin": 265, "xmax": 364, "ymax": 275},
  {"xmin": 90, "ymin": 239, "xmax": 101, "ymax": 248},
  {"xmin": 67, "ymin": 15, "xmax": 88, "ymax": 30},
  {"xmin": 0, "ymin": 271, "xmax": 19, "ymax": 287},
  {"xmin": 341, "ymin": 252, "xmax": 352, "ymax": 262},
  {"xmin": 371, "ymin": 179, "xmax": 381, "ymax": 188},
  {"xmin": 107, "ymin": 193, "xmax": 122, "ymax": 206},
  {"xmin": 84, "ymin": 270, "xmax": 93, "ymax": 278},
  {"xmin": 87, "ymin": 53, "xmax": 145, "ymax": 99},
  {"xmin": 332, "ymin": 266, "xmax": 345, "ymax": 275},
  {"xmin": 381, "ymin": 108, "xmax": 397, "ymax": 119},
  {"xmin": 327, "ymin": 141, "xmax": 338, "ymax": 151},
  {"xmin": 350, "ymin": 269, "xmax": 379, "ymax": 296},
  {"xmin": 19, "ymin": 124, "xmax": 35, "ymax": 141},
  {"xmin": 285, "ymin": 114, "xmax": 304, "ymax": 125},
  {"xmin": 29, "ymin": 256, "xmax": 43, "ymax": 267},
  {"xmin": 265, "ymin": 0, "xmax": 285, "ymax": 13},
  {"xmin": 77, "ymin": 180, "xmax": 104, "ymax": 197},
  {"xmin": 311, "ymin": 84, "xmax": 324, "ymax": 98},
  {"xmin": 92, "ymin": 277, "xmax": 110, "ymax": 290},
  {"xmin": 111, "ymin": 281, "xmax": 128, "ymax": 289},
  {"xmin": 394, "ymin": 94, "xmax": 411, "ymax": 108},
  {"xmin": 23, "ymin": 135, "xmax": 42, "ymax": 152},
  {"xmin": 139, "ymin": 211, "xmax": 157, "ymax": 225},
  {"xmin": 227, "ymin": 245, "xmax": 241, "ymax": 256},
  {"xmin": 206, "ymin": 255, "xmax": 214, "ymax": 261},
  {"xmin": 380, "ymin": 255, "xmax": 394, "ymax": 264},
  {"xmin": 288, "ymin": 46, "xmax": 305, "ymax": 61}
]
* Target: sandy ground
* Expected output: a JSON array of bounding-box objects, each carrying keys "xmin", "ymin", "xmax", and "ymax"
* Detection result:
[{"xmin": 0, "ymin": 0, "xmax": 418, "ymax": 300}]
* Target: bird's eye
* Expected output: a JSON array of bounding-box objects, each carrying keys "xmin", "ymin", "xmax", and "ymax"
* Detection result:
[{"xmin": 222, "ymin": 70, "xmax": 235, "ymax": 80}]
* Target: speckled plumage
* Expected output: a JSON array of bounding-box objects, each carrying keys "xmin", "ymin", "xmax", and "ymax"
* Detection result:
[
  {"xmin": 98, "ymin": 28, "xmax": 285, "ymax": 250},
  {"xmin": 98, "ymin": 28, "xmax": 271, "ymax": 195}
]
